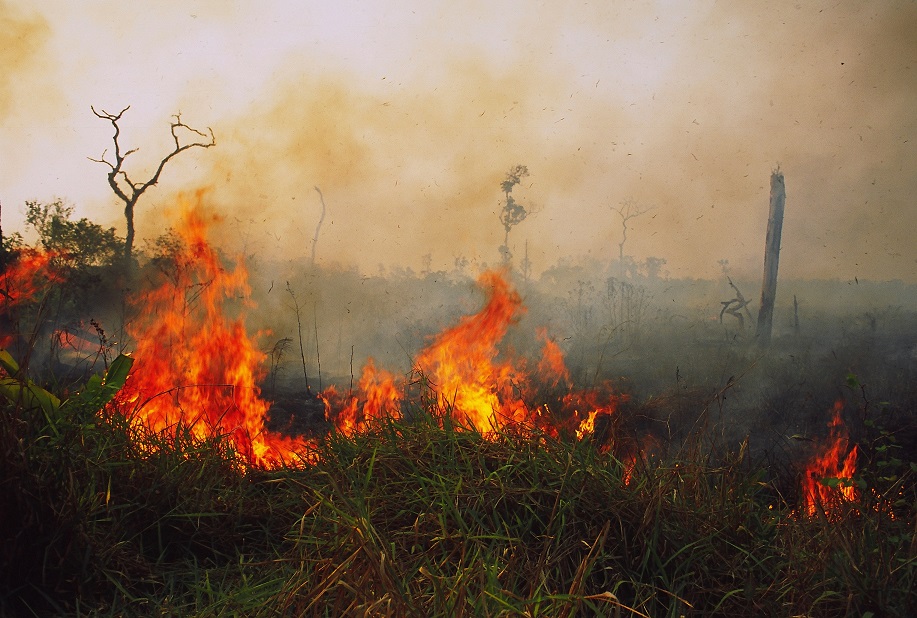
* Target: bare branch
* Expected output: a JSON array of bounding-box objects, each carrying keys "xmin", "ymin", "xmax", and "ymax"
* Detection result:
[
  {"xmin": 88, "ymin": 105, "xmax": 216, "ymax": 265},
  {"xmin": 610, "ymin": 198, "xmax": 654, "ymax": 278}
]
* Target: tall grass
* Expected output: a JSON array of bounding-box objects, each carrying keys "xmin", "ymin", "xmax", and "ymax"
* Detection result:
[{"xmin": 1, "ymin": 367, "xmax": 914, "ymax": 616}]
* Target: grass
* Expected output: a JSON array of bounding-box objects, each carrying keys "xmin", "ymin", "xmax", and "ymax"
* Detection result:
[{"xmin": 2, "ymin": 373, "xmax": 915, "ymax": 618}]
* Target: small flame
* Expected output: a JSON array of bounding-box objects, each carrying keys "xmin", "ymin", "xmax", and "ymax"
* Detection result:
[
  {"xmin": 329, "ymin": 358, "xmax": 403, "ymax": 437},
  {"xmin": 535, "ymin": 327, "xmax": 571, "ymax": 389},
  {"xmin": 800, "ymin": 400, "xmax": 859, "ymax": 518},
  {"xmin": 575, "ymin": 410, "xmax": 598, "ymax": 440}
]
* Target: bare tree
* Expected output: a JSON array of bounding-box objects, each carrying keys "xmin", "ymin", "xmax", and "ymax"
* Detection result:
[
  {"xmin": 89, "ymin": 105, "xmax": 215, "ymax": 266},
  {"xmin": 610, "ymin": 198, "xmax": 653, "ymax": 279},
  {"xmin": 311, "ymin": 186, "xmax": 327, "ymax": 267},
  {"xmin": 719, "ymin": 276, "xmax": 753, "ymax": 329}
]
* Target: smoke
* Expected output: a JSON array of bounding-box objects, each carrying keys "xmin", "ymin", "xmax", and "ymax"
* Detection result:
[
  {"xmin": 0, "ymin": 1, "xmax": 52, "ymax": 119},
  {"xmin": 0, "ymin": 1, "xmax": 67, "ymax": 197},
  {"xmin": 2, "ymin": 1, "xmax": 915, "ymax": 282}
]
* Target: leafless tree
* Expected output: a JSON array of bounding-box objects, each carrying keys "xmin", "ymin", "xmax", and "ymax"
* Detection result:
[
  {"xmin": 311, "ymin": 186, "xmax": 327, "ymax": 267},
  {"xmin": 610, "ymin": 198, "xmax": 653, "ymax": 279},
  {"xmin": 719, "ymin": 276, "xmax": 753, "ymax": 329},
  {"xmin": 89, "ymin": 105, "xmax": 215, "ymax": 266}
]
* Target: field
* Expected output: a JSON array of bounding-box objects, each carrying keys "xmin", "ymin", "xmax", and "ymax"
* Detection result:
[{"xmin": 1, "ymin": 213, "xmax": 915, "ymax": 616}]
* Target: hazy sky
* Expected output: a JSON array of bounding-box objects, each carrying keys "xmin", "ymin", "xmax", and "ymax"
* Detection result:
[{"xmin": 2, "ymin": 0, "xmax": 915, "ymax": 282}]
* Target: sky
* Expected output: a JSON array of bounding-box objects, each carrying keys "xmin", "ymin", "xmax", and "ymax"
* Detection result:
[{"xmin": 1, "ymin": 0, "xmax": 915, "ymax": 283}]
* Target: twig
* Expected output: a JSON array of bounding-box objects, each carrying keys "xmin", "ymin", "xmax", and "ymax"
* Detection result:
[
  {"xmin": 285, "ymin": 282, "xmax": 310, "ymax": 391},
  {"xmin": 313, "ymin": 302, "xmax": 322, "ymax": 392}
]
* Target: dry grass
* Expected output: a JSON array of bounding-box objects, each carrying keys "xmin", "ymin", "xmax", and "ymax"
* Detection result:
[{"xmin": 1, "ymin": 380, "xmax": 914, "ymax": 616}]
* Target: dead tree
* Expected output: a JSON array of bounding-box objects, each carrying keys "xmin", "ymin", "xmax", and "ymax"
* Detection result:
[
  {"xmin": 720, "ymin": 276, "xmax": 753, "ymax": 329},
  {"xmin": 611, "ymin": 198, "xmax": 653, "ymax": 279},
  {"xmin": 755, "ymin": 168, "xmax": 786, "ymax": 345},
  {"xmin": 89, "ymin": 105, "xmax": 215, "ymax": 266},
  {"xmin": 311, "ymin": 186, "xmax": 327, "ymax": 267}
]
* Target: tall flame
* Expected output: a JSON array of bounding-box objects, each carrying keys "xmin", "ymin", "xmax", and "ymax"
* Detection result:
[
  {"xmin": 800, "ymin": 399, "xmax": 859, "ymax": 518},
  {"xmin": 414, "ymin": 271, "xmax": 528, "ymax": 432},
  {"xmin": 118, "ymin": 195, "xmax": 314, "ymax": 467}
]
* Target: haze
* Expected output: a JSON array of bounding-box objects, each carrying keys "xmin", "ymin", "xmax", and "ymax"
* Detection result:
[{"xmin": 2, "ymin": 0, "xmax": 915, "ymax": 282}]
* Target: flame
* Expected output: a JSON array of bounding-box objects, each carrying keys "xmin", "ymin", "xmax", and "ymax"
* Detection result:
[
  {"xmin": 0, "ymin": 251, "xmax": 59, "ymax": 305},
  {"xmin": 329, "ymin": 358, "xmax": 403, "ymax": 437},
  {"xmin": 535, "ymin": 327, "xmax": 571, "ymax": 389},
  {"xmin": 325, "ymin": 271, "xmax": 621, "ymax": 440},
  {"xmin": 0, "ymin": 251, "xmax": 63, "ymax": 348},
  {"xmin": 575, "ymin": 410, "xmax": 598, "ymax": 440},
  {"xmin": 118, "ymin": 194, "xmax": 314, "ymax": 467},
  {"xmin": 104, "ymin": 194, "xmax": 623, "ymax": 467},
  {"xmin": 800, "ymin": 400, "xmax": 859, "ymax": 518},
  {"xmin": 413, "ymin": 271, "xmax": 528, "ymax": 432}
]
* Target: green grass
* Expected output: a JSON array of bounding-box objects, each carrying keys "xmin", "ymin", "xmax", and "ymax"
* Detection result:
[{"xmin": 1, "ymin": 379, "xmax": 915, "ymax": 617}]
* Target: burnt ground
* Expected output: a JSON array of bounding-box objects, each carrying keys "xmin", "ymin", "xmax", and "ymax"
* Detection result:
[{"xmin": 265, "ymin": 387, "xmax": 331, "ymax": 437}]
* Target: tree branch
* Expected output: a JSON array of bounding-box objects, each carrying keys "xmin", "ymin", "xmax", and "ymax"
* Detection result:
[{"xmin": 88, "ymin": 105, "xmax": 216, "ymax": 264}]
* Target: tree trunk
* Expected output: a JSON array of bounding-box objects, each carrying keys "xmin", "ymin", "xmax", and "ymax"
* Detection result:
[
  {"xmin": 756, "ymin": 169, "xmax": 786, "ymax": 345},
  {"xmin": 123, "ymin": 199, "xmax": 136, "ymax": 266}
]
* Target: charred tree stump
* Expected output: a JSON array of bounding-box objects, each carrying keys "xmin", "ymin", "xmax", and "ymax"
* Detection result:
[{"xmin": 756, "ymin": 168, "xmax": 786, "ymax": 345}]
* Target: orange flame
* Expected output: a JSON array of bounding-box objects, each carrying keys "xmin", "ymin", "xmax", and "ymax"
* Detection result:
[
  {"xmin": 118, "ymin": 195, "xmax": 314, "ymax": 467},
  {"xmin": 800, "ymin": 400, "xmax": 859, "ymax": 518},
  {"xmin": 329, "ymin": 358, "xmax": 404, "ymax": 437},
  {"xmin": 413, "ymin": 271, "xmax": 528, "ymax": 432},
  {"xmin": 110, "ymin": 196, "xmax": 624, "ymax": 467},
  {"xmin": 575, "ymin": 410, "xmax": 598, "ymax": 440},
  {"xmin": 536, "ymin": 327, "xmax": 571, "ymax": 389},
  {"xmin": 0, "ymin": 251, "xmax": 63, "ymax": 348},
  {"xmin": 326, "ymin": 271, "xmax": 621, "ymax": 440}
]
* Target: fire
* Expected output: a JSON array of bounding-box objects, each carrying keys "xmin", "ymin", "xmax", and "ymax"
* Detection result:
[
  {"xmin": 800, "ymin": 400, "xmax": 859, "ymax": 518},
  {"xmin": 536, "ymin": 327, "xmax": 571, "ymax": 389},
  {"xmin": 0, "ymin": 251, "xmax": 63, "ymax": 348},
  {"xmin": 327, "ymin": 271, "xmax": 621, "ymax": 440},
  {"xmin": 330, "ymin": 358, "xmax": 403, "ymax": 437},
  {"xmin": 0, "ymin": 251, "xmax": 58, "ymax": 304},
  {"xmin": 413, "ymin": 271, "xmax": 528, "ymax": 432},
  {"xmin": 108, "ymin": 194, "xmax": 622, "ymax": 467},
  {"xmin": 575, "ymin": 410, "xmax": 598, "ymax": 440},
  {"xmin": 118, "ymin": 195, "xmax": 314, "ymax": 467}
]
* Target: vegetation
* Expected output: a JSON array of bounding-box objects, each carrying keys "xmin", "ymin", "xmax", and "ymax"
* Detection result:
[
  {"xmin": 0, "ymin": 345, "xmax": 914, "ymax": 616},
  {"xmin": 0, "ymin": 196, "xmax": 914, "ymax": 616}
]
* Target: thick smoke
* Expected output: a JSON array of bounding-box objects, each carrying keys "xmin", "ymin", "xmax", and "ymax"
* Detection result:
[
  {"xmin": 0, "ymin": 1, "xmax": 51, "ymax": 118},
  {"xmin": 1, "ymin": 1, "xmax": 915, "ymax": 283},
  {"xmin": 133, "ymin": 1, "xmax": 917, "ymax": 283}
]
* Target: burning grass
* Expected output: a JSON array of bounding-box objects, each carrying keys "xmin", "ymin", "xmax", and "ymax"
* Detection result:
[
  {"xmin": 2, "ymin": 391, "xmax": 914, "ymax": 616},
  {"xmin": 1, "ymin": 198, "xmax": 915, "ymax": 615}
]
